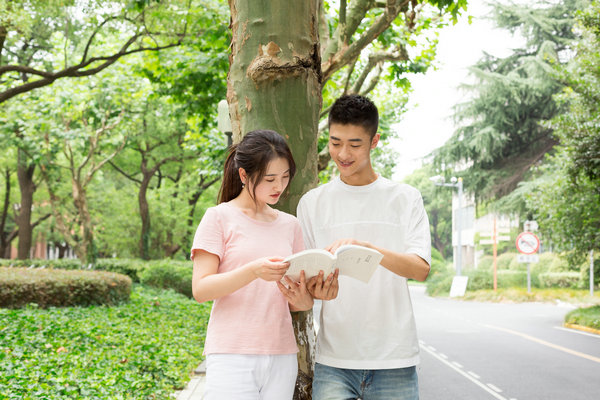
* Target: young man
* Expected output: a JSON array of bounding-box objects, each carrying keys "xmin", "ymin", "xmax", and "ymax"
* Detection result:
[{"xmin": 297, "ymin": 94, "xmax": 431, "ymax": 400}]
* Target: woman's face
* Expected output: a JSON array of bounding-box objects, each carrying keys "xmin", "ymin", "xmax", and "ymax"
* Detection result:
[{"xmin": 249, "ymin": 157, "xmax": 291, "ymax": 205}]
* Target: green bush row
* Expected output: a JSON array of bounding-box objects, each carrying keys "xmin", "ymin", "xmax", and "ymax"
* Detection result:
[
  {"xmin": 0, "ymin": 286, "xmax": 211, "ymax": 399},
  {"xmin": 426, "ymin": 260, "xmax": 594, "ymax": 295},
  {"xmin": 0, "ymin": 258, "xmax": 146, "ymax": 282},
  {"xmin": 0, "ymin": 267, "xmax": 132, "ymax": 309},
  {"xmin": 0, "ymin": 258, "xmax": 194, "ymax": 308}
]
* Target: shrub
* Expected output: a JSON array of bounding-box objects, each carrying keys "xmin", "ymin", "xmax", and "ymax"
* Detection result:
[
  {"xmin": 139, "ymin": 260, "xmax": 193, "ymax": 298},
  {"xmin": 467, "ymin": 268, "xmax": 493, "ymax": 291},
  {"xmin": 476, "ymin": 255, "xmax": 493, "ymax": 271},
  {"xmin": 94, "ymin": 258, "xmax": 146, "ymax": 282},
  {"xmin": 0, "ymin": 258, "xmax": 82, "ymax": 270},
  {"xmin": 0, "ymin": 286, "xmax": 211, "ymax": 399},
  {"xmin": 548, "ymin": 254, "xmax": 571, "ymax": 272},
  {"xmin": 0, "ymin": 267, "xmax": 131, "ymax": 308},
  {"xmin": 497, "ymin": 270, "xmax": 528, "ymax": 288},
  {"xmin": 538, "ymin": 272, "xmax": 581, "ymax": 288},
  {"xmin": 425, "ymin": 270, "xmax": 454, "ymax": 296},
  {"xmin": 497, "ymin": 252, "xmax": 517, "ymax": 269}
]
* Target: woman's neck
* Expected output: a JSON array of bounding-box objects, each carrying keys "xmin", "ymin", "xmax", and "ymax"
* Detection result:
[{"xmin": 229, "ymin": 189, "xmax": 277, "ymax": 222}]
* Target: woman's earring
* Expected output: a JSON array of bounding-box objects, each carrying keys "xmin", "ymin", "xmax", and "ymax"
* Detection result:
[{"xmin": 242, "ymin": 183, "xmax": 245, "ymax": 188}]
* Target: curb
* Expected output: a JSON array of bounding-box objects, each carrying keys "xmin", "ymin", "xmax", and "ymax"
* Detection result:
[{"xmin": 564, "ymin": 323, "xmax": 600, "ymax": 335}]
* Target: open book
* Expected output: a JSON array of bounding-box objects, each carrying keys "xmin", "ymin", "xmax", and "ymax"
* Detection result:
[{"xmin": 284, "ymin": 244, "xmax": 383, "ymax": 284}]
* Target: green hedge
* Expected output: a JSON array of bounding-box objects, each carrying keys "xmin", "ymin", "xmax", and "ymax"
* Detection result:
[
  {"xmin": 139, "ymin": 261, "xmax": 193, "ymax": 298},
  {"xmin": 0, "ymin": 258, "xmax": 146, "ymax": 282},
  {"xmin": 0, "ymin": 286, "xmax": 211, "ymax": 399},
  {"xmin": 538, "ymin": 272, "xmax": 581, "ymax": 288},
  {"xmin": 0, "ymin": 267, "xmax": 132, "ymax": 308}
]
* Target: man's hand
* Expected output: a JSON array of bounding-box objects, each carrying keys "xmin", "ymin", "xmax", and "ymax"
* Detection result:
[
  {"xmin": 307, "ymin": 269, "xmax": 339, "ymax": 300},
  {"xmin": 326, "ymin": 238, "xmax": 369, "ymax": 254}
]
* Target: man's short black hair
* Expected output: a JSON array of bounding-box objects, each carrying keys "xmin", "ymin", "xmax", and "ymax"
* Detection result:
[{"xmin": 328, "ymin": 94, "xmax": 379, "ymax": 139}]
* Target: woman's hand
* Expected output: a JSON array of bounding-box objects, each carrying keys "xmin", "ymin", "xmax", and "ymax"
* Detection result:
[
  {"xmin": 251, "ymin": 257, "xmax": 290, "ymax": 282},
  {"xmin": 277, "ymin": 271, "xmax": 314, "ymax": 311},
  {"xmin": 307, "ymin": 269, "xmax": 339, "ymax": 300}
]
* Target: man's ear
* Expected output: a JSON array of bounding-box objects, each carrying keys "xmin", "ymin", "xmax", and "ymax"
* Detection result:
[
  {"xmin": 370, "ymin": 133, "xmax": 380, "ymax": 150},
  {"xmin": 238, "ymin": 167, "xmax": 247, "ymax": 185}
]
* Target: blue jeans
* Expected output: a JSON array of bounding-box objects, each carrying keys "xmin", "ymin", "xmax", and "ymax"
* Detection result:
[{"xmin": 312, "ymin": 363, "xmax": 419, "ymax": 400}]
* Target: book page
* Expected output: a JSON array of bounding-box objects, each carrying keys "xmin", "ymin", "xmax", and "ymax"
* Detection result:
[
  {"xmin": 284, "ymin": 249, "xmax": 334, "ymax": 282},
  {"xmin": 333, "ymin": 245, "xmax": 383, "ymax": 283}
]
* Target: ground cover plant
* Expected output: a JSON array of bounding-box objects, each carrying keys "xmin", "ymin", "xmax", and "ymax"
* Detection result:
[
  {"xmin": 0, "ymin": 285, "xmax": 210, "ymax": 399},
  {"xmin": 565, "ymin": 305, "xmax": 600, "ymax": 331}
]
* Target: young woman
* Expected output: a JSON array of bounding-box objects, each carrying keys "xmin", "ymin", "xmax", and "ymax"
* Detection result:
[{"xmin": 191, "ymin": 129, "xmax": 313, "ymax": 399}]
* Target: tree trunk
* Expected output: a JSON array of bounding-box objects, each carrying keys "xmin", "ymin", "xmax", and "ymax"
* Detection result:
[
  {"xmin": 16, "ymin": 150, "xmax": 35, "ymax": 259},
  {"xmin": 71, "ymin": 180, "xmax": 95, "ymax": 264},
  {"xmin": 0, "ymin": 168, "xmax": 12, "ymax": 258},
  {"xmin": 139, "ymin": 171, "xmax": 152, "ymax": 260},
  {"xmin": 228, "ymin": 1, "xmax": 321, "ymax": 398}
]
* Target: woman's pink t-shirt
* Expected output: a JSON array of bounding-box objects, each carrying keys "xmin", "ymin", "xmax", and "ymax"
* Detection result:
[{"xmin": 191, "ymin": 202, "xmax": 304, "ymax": 355}]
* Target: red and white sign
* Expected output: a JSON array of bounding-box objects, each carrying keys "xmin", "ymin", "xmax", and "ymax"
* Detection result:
[{"xmin": 516, "ymin": 232, "xmax": 540, "ymax": 255}]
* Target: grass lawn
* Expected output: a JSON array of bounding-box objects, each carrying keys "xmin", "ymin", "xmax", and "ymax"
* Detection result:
[
  {"xmin": 565, "ymin": 305, "xmax": 600, "ymax": 330},
  {"xmin": 0, "ymin": 285, "xmax": 211, "ymax": 399}
]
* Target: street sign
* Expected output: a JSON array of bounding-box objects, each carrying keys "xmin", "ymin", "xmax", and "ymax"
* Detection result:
[
  {"xmin": 516, "ymin": 232, "xmax": 540, "ymax": 255},
  {"xmin": 524, "ymin": 220, "xmax": 539, "ymax": 232},
  {"xmin": 517, "ymin": 254, "xmax": 539, "ymax": 263}
]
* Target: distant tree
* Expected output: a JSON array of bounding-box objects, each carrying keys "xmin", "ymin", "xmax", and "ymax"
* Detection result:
[
  {"xmin": 527, "ymin": 0, "xmax": 600, "ymax": 264},
  {"xmin": 433, "ymin": 0, "xmax": 584, "ymax": 199},
  {"xmin": 403, "ymin": 164, "xmax": 453, "ymax": 258}
]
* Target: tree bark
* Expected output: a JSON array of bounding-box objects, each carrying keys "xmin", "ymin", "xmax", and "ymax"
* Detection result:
[
  {"xmin": 16, "ymin": 150, "xmax": 35, "ymax": 259},
  {"xmin": 228, "ymin": 1, "xmax": 321, "ymax": 398},
  {"xmin": 139, "ymin": 165, "xmax": 153, "ymax": 260}
]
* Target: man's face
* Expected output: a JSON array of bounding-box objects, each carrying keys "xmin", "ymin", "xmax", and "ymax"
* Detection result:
[{"xmin": 328, "ymin": 123, "xmax": 379, "ymax": 185}]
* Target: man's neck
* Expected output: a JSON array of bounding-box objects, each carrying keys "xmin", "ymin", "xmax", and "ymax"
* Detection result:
[{"xmin": 340, "ymin": 168, "xmax": 378, "ymax": 186}]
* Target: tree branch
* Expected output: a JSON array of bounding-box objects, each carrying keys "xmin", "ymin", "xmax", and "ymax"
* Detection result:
[
  {"xmin": 0, "ymin": 38, "xmax": 183, "ymax": 103},
  {"xmin": 322, "ymin": 0, "xmax": 409, "ymax": 82}
]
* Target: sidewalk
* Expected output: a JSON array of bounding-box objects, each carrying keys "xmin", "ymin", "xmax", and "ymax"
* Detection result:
[{"xmin": 172, "ymin": 361, "xmax": 206, "ymax": 400}]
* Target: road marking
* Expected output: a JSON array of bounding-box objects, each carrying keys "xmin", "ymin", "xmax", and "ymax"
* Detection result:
[
  {"xmin": 484, "ymin": 324, "xmax": 600, "ymax": 364},
  {"xmin": 487, "ymin": 383, "xmax": 502, "ymax": 392},
  {"xmin": 468, "ymin": 371, "xmax": 480, "ymax": 379},
  {"xmin": 555, "ymin": 326, "xmax": 600, "ymax": 338},
  {"xmin": 420, "ymin": 344, "xmax": 508, "ymax": 400},
  {"xmin": 439, "ymin": 353, "xmax": 448, "ymax": 359},
  {"xmin": 452, "ymin": 361, "xmax": 463, "ymax": 368}
]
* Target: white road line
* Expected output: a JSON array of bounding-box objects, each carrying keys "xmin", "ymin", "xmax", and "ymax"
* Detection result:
[
  {"xmin": 484, "ymin": 323, "xmax": 600, "ymax": 364},
  {"xmin": 555, "ymin": 326, "xmax": 600, "ymax": 339},
  {"xmin": 420, "ymin": 345, "xmax": 508, "ymax": 400},
  {"xmin": 451, "ymin": 361, "xmax": 463, "ymax": 368},
  {"xmin": 487, "ymin": 383, "xmax": 502, "ymax": 392},
  {"xmin": 439, "ymin": 353, "xmax": 448, "ymax": 359},
  {"xmin": 427, "ymin": 345, "xmax": 437, "ymax": 351},
  {"xmin": 468, "ymin": 371, "xmax": 480, "ymax": 379}
]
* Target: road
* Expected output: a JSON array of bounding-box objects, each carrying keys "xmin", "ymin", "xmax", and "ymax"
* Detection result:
[{"xmin": 411, "ymin": 285, "xmax": 600, "ymax": 400}]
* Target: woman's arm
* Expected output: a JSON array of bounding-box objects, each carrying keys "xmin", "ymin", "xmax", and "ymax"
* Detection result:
[{"xmin": 191, "ymin": 250, "xmax": 290, "ymax": 303}]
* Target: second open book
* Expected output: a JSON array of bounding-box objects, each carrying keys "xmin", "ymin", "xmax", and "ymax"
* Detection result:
[{"xmin": 284, "ymin": 244, "xmax": 383, "ymax": 284}]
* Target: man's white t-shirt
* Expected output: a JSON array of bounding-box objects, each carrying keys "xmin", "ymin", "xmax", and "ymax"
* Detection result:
[{"xmin": 297, "ymin": 176, "xmax": 431, "ymax": 370}]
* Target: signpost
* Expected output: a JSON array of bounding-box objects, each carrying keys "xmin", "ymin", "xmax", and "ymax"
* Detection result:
[{"xmin": 516, "ymin": 231, "xmax": 540, "ymax": 293}]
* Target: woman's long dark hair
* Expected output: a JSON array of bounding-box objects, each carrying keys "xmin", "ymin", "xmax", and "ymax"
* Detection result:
[{"xmin": 218, "ymin": 130, "xmax": 296, "ymax": 204}]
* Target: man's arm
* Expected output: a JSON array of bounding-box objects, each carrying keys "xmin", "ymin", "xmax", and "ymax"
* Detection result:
[{"xmin": 326, "ymin": 239, "xmax": 430, "ymax": 281}]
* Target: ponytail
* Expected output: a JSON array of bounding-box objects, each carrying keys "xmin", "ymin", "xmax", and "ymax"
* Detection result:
[{"xmin": 218, "ymin": 144, "xmax": 243, "ymax": 203}]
